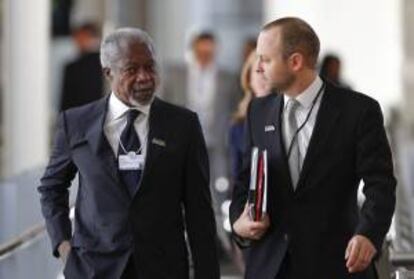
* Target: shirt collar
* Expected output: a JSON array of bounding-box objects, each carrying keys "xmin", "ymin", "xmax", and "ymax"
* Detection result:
[
  {"xmin": 284, "ymin": 75, "xmax": 323, "ymax": 110},
  {"xmin": 188, "ymin": 60, "xmax": 217, "ymax": 75},
  {"xmin": 107, "ymin": 92, "xmax": 151, "ymax": 121}
]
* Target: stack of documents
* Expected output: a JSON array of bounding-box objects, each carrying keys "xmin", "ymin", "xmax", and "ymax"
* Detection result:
[{"xmin": 248, "ymin": 147, "xmax": 268, "ymax": 221}]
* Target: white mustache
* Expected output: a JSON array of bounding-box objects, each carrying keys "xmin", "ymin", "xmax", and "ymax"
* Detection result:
[{"xmin": 133, "ymin": 86, "xmax": 153, "ymax": 92}]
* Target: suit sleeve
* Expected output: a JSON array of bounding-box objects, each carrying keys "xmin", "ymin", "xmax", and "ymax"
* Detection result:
[
  {"xmin": 38, "ymin": 112, "xmax": 78, "ymax": 257},
  {"xmin": 355, "ymin": 100, "xmax": 396, "ymax": 251},
  {"xmin": 229, "ymin": 124, "xmax": 243, "ymax": 184},
  {"xmin": 229, "ymin": 102, "xmax": 253, "ymax": 248},
  {"xmin": 183, "ymin": 113, "xmax": 220, "ymax": 279}
]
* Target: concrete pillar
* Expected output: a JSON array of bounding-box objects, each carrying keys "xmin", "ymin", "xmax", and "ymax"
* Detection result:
[
  {"xmin": 2, "ymin": 0, "xmax": 50, "ymax": 176},
  {"xmin": 146, "ymin": 0, "xmax": 189, "ymax": 64},
  {"xmin": 103, "ymin": 0, "xmax": 147, "ymax": 32},
  {"xmin": 72, "ymin": 0, "xmax": 106, "ymax": 26},
  {"xmin": 402, "ymin": 0, "xmax": 414, "ymax": 127}
]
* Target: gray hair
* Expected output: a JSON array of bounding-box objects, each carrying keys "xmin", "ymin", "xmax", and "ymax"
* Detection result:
[{"xmin": 100, "ymin": 27, "xmax": 158, "ymax": 70}]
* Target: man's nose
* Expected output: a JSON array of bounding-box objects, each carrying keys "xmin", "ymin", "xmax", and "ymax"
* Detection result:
[
  {"xmin": 135, "ymin": 68, "xmax": 151, "ymax": 82},
  {"xmin": 256, "ymin": 62, "xmax": 264, "ymax": 73}
]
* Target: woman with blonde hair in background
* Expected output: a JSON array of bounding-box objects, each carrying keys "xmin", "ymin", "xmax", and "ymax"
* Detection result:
[
  {"xmin": 230, "ymin": 51, "xmax": 271, "ymax": 182},
  {"xmin": 228, "ymin": 50, "xmax": 271, "ymax": 274}
]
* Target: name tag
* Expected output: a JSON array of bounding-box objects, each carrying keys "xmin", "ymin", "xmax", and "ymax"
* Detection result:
[
  {"xmin": 119, "ymin": 152, "xmax": 144, "ymax": 170},
  {"xmin": 265, "ymin": 125, "xmax": 275, "ymax": 132},
  {"xmin": 152, "ymin": 138, "xmax": 166, "ymax": 147}
]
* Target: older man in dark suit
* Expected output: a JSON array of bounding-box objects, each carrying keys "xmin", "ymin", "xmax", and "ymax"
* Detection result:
[
  {"xmin": 39, "ymin": 27, "xmax": 220, "ymax": 279},
  {"xmin": 230, "ymin": 17, "xmax": 396, "ymax": 279}
]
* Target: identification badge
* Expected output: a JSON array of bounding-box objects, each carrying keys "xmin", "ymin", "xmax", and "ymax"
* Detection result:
[{"xmin": 118, "ymin": 152, "xmax": 144, "ymax": 170}]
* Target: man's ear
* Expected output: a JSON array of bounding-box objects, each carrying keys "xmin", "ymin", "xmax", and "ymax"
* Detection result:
[
  {"xmin": 102, "ymin": 67, "xmax": 112, "ymax": 81},
  {"xmin": 289, "ymin": 52, "xmax": 305, "ymax": 72}
]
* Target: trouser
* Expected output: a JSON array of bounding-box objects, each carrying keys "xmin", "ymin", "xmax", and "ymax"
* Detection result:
[
  {"xmin": 121, "ymin": 256, "xmax": 138, "ymax": 279},
  {"xmin": 275, "ymin": 253, "xmax": 291, "ymax": 279}
]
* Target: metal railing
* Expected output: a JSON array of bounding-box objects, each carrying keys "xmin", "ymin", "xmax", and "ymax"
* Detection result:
[
  {"xmin": 391, "ymin": 252, "xmax": 414, "ymax": 267},
  {"xmin": 0, "ymin": 222, "xmax": 45, "ymax": 259},
  {"xmin": 0, "ymin": 206, "xmax": 75, "ymax": 260}
]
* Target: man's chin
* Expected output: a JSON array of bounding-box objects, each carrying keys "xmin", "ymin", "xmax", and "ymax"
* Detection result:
[{"xmin": 129, "ymin": 94, "xmax": 154, "ymax": 106}]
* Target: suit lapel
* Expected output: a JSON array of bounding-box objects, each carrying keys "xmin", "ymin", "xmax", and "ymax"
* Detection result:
[
  {"xmin": 296, "ymin": 84, "xmax": 341, "ymax": 191},
  {"xmin": 264, "ymin": 94, "xmax": 282, "ymax": 163},
  {"xmin": 264, "ymin": 94, "xmax": 294, "ymax": 195},
  {"xmin": 85, "ymin": 97, "xmax": 124, "ymax": 189},
  {"xmin": 134, "ymin": 98, "xmax": 167, "ymax": 196}
]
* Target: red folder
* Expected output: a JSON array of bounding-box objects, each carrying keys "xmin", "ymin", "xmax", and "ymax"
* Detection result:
[{"xmin": 248, "ymin": 148, "xmax": 268, "ymax": 221}]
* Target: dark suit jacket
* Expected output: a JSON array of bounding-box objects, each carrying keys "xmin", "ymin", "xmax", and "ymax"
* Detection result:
[
  {"xmin": 39, "ymin": 97, "xmax": 220, "ymax": 279},
  {"xmin": 229, "ymin": 81, "xmax": 396, "ymax": 279},
  {"xmin": 59, "ymin": 51, "xmax": 104, "ymax": 111}
]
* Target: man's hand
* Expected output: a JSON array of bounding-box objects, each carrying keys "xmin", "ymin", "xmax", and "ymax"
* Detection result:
[
  {"xmin": 345, "ymin": 235, "xmax": 377, "ymax": 273},
  {"xmin": 58, "ymin": 240, "xmax": 72, "ymax": 265},
  {"xmin": 233, "ymin": 204, "xmax": 270, "ymax": 240}
]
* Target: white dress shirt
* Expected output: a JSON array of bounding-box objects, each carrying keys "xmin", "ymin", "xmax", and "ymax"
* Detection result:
[
  {"xmin": 187, "ymin": 61, "xmax": 217, "ymax": 147},
  {"xmin": 282, "ymin": 76, "xmax": 324, "ymax": 169},
  {"xmin": 104, "ymin": 93, "xmax": 151, "ymax": 161}
]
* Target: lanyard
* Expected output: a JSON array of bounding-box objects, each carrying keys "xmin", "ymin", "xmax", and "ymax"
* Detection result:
[
  {"xmin": 118, "ymin": 121, "xmax": 148, "ymax": 155},
  {"xmin": 118, "ymin": 134, "xmax": 146, "ymax": 155},
  {"xmin": 286, "ymin": 83, "xmax": 326, "ymax": 158}
]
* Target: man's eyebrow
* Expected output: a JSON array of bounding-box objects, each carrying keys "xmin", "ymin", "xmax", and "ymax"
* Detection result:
[{"xmin": 124, "ymin": 60, "xmax": 155, "ymax": 67}]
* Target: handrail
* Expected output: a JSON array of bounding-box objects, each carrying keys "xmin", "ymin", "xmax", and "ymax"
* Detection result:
[
  {"xmin": 390, "ymin": 251, "xmax": 414, "ymax": 267},
  {"xmin": 0, "ymin": 206, "xmax": 75, "ymax": 259},
  {"xmin": 0, "ymin": 222, "xmax": 46, "ymax": 257}
]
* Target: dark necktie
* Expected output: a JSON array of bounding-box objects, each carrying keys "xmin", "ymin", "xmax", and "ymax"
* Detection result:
[{"xmin": 118, "ymin": 110, "xmax": 141, "ymax": 196}]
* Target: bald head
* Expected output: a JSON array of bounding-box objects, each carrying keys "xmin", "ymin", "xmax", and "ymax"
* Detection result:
[{"xmin": 262, "ymin": 17, "xmax": 320, "ymax": 68}]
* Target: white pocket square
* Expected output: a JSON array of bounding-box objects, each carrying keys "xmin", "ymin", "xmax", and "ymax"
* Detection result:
[
  {"xmin": 264, "ymin": 125, "xmax": 275, "ymax": 132},
  {"xmin": 152, "ymin": 138, "xmax": 166, "ymax": 147}
]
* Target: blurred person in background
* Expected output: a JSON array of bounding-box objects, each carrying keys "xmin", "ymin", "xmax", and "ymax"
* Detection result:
[
  {"xmin": 59, "ymin": 22, "xmax": 104, "ymax": 111},
  {"xmin": 320, "ymin": 53, "xmax": 351, "ymax": 89},
  {"xmin": 242, "ymin": 37, "xmax": 257, "ymax": 63},
  {"xmin": 162, "ymin": 31, "xmax": 237, "ymax": 157},
  {"xmin": 162, "ymin": 31, "xmax": 238, "ymax": 259},
  {"xmin": 228, "ymin": 50, "xmax": 272, "ymax": 273},
  {"xmin": 230, "ymin": 51, "xmax": 272, "ymax": 184}
]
